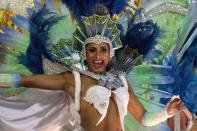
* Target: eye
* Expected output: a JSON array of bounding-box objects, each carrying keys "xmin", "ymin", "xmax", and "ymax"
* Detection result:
[
  {"xmin": 100, "ymin": 47, "xmax": 109, "ymax": 52},
  {"xmin": 87, "ymin": 47, "xmax": 96, "ymax": 53}
]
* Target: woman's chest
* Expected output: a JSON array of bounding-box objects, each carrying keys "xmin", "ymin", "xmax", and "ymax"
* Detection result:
[{"xmin": 79, "ymin": 95, "xmax": 121, "ymax": 131}]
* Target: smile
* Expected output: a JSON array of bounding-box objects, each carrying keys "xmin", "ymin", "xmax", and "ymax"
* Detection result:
[{"xmin": 93, "ymin": 60, "xmax": 104, "ymax": 67}]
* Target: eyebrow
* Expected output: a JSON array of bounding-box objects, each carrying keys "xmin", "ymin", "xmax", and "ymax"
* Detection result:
[{"xmin": 101, "ymin": 45, "xmax": 109, "ymax": 48}]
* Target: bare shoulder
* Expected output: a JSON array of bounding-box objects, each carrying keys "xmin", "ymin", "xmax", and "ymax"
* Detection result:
[
  {"xmin": 62, "ymin": 71, "xmax": 97, "ymax": 98},
  {"xmin": 80, "ymin": 74, "xmax": 98, "ymax": 96},
  {"xmin": 81, "ymin": 74, "xmax": 97, "ymax": 86}
]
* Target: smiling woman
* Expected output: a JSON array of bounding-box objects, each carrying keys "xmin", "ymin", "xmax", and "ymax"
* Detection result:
[
  {"xmin": 0, "ymin": 2, "xmax": 186, "ymax": 131},
  {"xmin": 85, "ymin": 42, "xmax": 110, "ymax": 74}
]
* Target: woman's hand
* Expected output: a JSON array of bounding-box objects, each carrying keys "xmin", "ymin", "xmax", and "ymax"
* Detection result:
[{"xmin": 167, "ymin": 98, "xmax": 184, "ymax": 116}]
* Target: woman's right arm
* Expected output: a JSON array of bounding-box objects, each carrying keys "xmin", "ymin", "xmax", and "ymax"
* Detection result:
[
  {"xmin": 20, "ymin": 71, "xmax": 75, "ymax": 91},
  {"xmin": 21, "ymin": 74, "xmax": 61, "ymax": 90}
]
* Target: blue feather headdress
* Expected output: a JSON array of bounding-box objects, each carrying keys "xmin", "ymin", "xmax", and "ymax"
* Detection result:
[
  {"xmin": 0, "ymin": 0, "xmax": 161, "ymax": 74},
  {"xmin": 62, "ymin": 0, "xmax": 161, "ymax": 59},
  {"xmin": 61, "ymin": 0, "xmax": 130, "ymax": 21},
  {"xmin": 160, "ymin": 3, "xmax": 197, "ymax": 114},
  {"xmin": 121, "ymin": 20, "xmax": 160, "ymax": 58}
]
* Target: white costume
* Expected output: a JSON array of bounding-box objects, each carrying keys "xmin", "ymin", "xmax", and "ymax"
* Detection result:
[
  {"xmin": 0, "ymin": 89, "xmax": 70, "ymax": 131},
  {"xmin": 0, "ymin": 69, "xmax": 129, "ymax": 131},
  {"xmin": 0, "ymin": 60, "xmax": 81, "ymax": 131},
  {"xmin": 74, "ymin": 71, "xmax": 129, "ymax": 131}
]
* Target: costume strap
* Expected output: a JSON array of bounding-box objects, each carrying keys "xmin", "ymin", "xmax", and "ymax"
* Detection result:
[
  {"xmin": 112, "ymin": 74, "xmax": 129, "ymax": 131},
  {"xmin": 72, "ymin": 71, "xmax": 81, "ymax": 111}
]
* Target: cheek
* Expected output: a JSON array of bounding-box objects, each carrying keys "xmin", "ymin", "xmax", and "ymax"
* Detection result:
[
  {"xmin": 85, "ymin": 59, "xmax": 91, "ymax": 65},
  {"xmin": 86, "ymin": 53, "xmax": 92, "ymax": 58},
  {"xmin": 86, "ymin": 50, "xmax": 95, "ymax": 59},
  {"xmin": 85, "ymin": 55, "xmax": 94, "ymax": 66},
  {"xmin": 103, "ymin": 56, "xmax": 110, "ymax": 64},
  {"xmin": 86, "ymin": 54, "xmax": 93, "ymax": 63}
]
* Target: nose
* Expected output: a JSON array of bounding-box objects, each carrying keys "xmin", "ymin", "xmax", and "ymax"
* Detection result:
[{"xmin": 96, "ymin": 50, "xmax": 100, "ymax": 59}]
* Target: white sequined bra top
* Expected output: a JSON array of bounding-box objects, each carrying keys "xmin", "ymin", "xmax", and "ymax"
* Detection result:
[{"xmin": 72, "ymin": 71, "xmax": 129, "ymax": 131}]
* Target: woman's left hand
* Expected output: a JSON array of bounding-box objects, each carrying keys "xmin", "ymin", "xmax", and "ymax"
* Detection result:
[{"xmin": 167, "ymin": 98, "xmax": 184, "ymax": 116}]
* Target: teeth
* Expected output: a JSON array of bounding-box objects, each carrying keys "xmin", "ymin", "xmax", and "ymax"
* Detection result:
[{"xmin": 94, "ymin": 60, "xmax": 102, "ymax": 64}]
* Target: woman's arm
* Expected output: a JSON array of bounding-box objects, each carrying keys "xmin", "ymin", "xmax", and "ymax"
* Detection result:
[
  {"xmin": 127, "ymin": 81, "xmax": 183, "ymax": 126},
  {"xmin": 0, "ymin": 71, "xmax": 75, "ymax": 91},
  {"xmin": 21, "ymin": 74, "xmax": 61, "ymax": 90},
  {"xmin": 127, "ymin": 82, "xmax": 146, "ymax": 125}
]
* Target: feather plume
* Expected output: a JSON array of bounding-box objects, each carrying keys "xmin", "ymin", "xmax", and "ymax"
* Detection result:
[
  {"xmin": 122, "ymin": 20, "xmax": 160, "ymax": 58},
  {"xmin": 61, "ymin": 0, "xmax": 129, "ymax": 21}
]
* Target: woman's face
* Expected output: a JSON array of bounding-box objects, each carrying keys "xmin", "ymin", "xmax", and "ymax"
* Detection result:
[{"xmin": 85, "ymin": 42, "xmax": 110, "ymax": 74}]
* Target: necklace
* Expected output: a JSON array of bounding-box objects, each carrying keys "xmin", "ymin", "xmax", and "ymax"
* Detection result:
[{"xmin": 80, "ymin": 70, "xmax": 124, "ymax": 90}]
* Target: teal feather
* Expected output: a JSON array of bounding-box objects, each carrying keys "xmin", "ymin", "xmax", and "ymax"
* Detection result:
[
  {"xmin": 175, "ymin": 4, "xmax": 197, "ymax": 63},
  {"xmin": 10, "ymin": 15, "xmax": 29, "ymax": 31},
  {"xmin": 26, "ymin": 8, "xmax": 34, "ymax": 16},
  {"xmin": 46, "ymin": 16, "xmax": 73, "ymax": 46},
  {"xmin": 59, "ymin": 1, "xmax": 70, "ymax": 16},
  {"xmin": 127, "ymin": 64, "xmax": 174, "ymax": 86},
  {"xmin": 33, "ymin": 0, "xmax": 43, "ymax": 11},
  {"xmin": 45, "ymin": 0, "xmax": 58, "ymax": 13},
  {"xmin": 0, "ymin": 34, "xmax": 29, "ymax": 52}
]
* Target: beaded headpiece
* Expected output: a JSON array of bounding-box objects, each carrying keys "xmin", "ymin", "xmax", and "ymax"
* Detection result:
[
  {"xmin": 73, "ymin": 13, "xmax": 122, "ymax": 59},
  {"xmin": 46, "ymin": 4, "xmax": 123, "ymax": 69}
]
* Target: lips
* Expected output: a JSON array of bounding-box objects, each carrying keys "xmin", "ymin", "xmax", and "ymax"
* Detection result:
[{"xmin": 92, "ymin": 60, "xmax": 105, "ymax": 68}]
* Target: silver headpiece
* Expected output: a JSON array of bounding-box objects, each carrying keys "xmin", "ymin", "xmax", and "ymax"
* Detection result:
[{"xmin": 73, "ymin": 14, "xmax": 122, "ymax": 59}]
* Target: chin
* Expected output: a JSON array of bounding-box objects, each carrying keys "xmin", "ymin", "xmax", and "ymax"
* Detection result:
[{"xmin": 92, "ymin": 68, "xmax": 106, "ymax": 74}]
